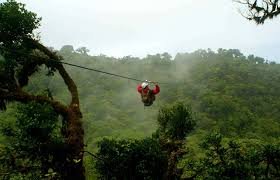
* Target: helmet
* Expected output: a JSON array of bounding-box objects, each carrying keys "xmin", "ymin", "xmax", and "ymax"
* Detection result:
[{"xmin": 141, "ymin": 82, "xmax": 149, "ymax": 89}]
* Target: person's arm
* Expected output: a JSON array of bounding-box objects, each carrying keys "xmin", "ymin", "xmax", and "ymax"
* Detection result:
[
  {"xmin": 137, "ymin": 84, "xmax": 142, "ymax": 93},
  {"xmin": 152, "ymin": 83, "xmax": 160, "ymax": 94}
]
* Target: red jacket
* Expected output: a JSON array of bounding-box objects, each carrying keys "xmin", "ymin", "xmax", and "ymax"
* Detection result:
[{"xmin": 137, "ymin": 84, "xmax": 160, "ymax": 95}]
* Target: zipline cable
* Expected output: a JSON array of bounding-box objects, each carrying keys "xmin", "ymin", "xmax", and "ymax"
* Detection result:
[
  {"xmin": 0, "ymin": 46, "xmax": 170, "ymax": 84},
  {"xmin": 60, "ymin": 61, "xmax": 170, "ymax": 84},
  {"xmin": 60, "ymin": 61, "xmax": 143, "ymax": 82}
]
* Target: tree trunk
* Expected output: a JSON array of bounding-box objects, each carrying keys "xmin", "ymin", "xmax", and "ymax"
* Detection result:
[
  {"xmin": 63, "ymin": 107, "xmax": 85, "ymax": 179},
  {"xmin": 30, "ymin": 39, "xmax": 86, "ymax": 179}
]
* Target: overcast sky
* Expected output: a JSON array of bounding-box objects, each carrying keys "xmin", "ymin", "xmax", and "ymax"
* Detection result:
[{"xmin": 15, "ymin": 0, "xmax": 280, "ymax": 61}]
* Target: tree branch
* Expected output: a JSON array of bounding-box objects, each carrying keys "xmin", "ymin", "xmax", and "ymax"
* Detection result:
[
  {"xmin": 235, "ymin": 0, "xmax": 280, "ymax": 24},
  {"xmin": 26, "ymin": 38, "xmax": 80, "ymax": 108},
  {"xmin": 0, "ymin": 88, "xmax": 68, "ymax": 116}
]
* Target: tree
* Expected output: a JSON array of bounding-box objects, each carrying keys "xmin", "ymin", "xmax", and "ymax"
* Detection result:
[
  {"xmin": 0, "ymin": 1, "xmax": 85, "ymax": 179},
  {"xmin": 157, "ymin": 102, "xmax": 196, "ymax": 141},
  {"xmin": 76, "ymin": 47, "xmax": 90, "ymax": 55},
  {"xmin": 60, "ymin": 45, "xmax": 74, "ymax": 54},
  {"xmin": 156, "ymin": 102, "xmax": 196, "ymax": 179},
  {"xmin": 161, "ymin": 52, "xmax": 172, "ymax": 61},
  {"xmin": 235, "ymin": 0, "xmax": 280, "ymax": 24}
]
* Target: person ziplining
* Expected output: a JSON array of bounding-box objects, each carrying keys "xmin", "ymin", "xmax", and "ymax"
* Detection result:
[{"xmin": 137, "ymin": 80, "xmax": 160, "ymax": 106}]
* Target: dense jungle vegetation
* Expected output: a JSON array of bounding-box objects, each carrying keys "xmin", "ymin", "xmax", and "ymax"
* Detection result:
[{"xmin": 0, "ymin": 0, "xmax": 279, "ymax": 179}]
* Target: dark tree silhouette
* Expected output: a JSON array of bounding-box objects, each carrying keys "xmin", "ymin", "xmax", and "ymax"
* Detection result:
[{"xmin": 235, "ymin": 0, "xmax": 280, "ymax": 24}]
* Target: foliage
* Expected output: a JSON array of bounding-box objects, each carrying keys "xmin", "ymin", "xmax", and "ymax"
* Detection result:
[
  {"xmin": 94, "ymin": 102, "xmax": 197, "ymax": 180},
  {"xmin": 15, "ymin": 102, "xmax": 58, "ymax": 141},
  {"xmin": 60, "ymin": 45, "xmax": 74, "ymax": 54},
  {"xmin": 0, "ymin": 0, "xmax": 41, "ymax": 41},
  {"xmin": 155, "ymin": 102, "xmax": 196, "ymax": 179},
  {"xmin": 76, "ymin": 47, "xmax": 90, "ymax": 55},
  {"xmin": 157, "ymin": 102, "xmax": 196, "ymax": 141},
  {"xmin": 95, "ymin": 138, "xmax": 168, "ymax": 180},
  {"xmin": 185, "ymin": 133, "xmax": 280, "ymax": 179},
  {"xmin": 0, "ymin": 102, "xmax": 65, "ymax": 179},
  {"xmin": 0, "ymin": 0, "xmax": 42, "ymax": 98}
]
